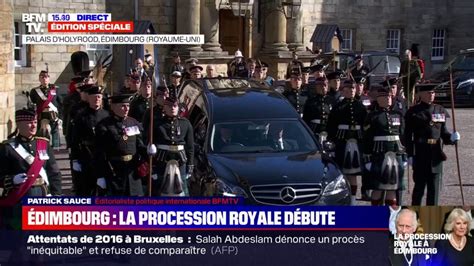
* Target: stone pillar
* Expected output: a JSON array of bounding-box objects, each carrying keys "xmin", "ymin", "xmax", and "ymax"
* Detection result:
[
  {"xmin": 176, "ymin": 0, "xmax": 203, "ymax": 52},
  {"xmin": 286, "ymin": 4, "xmax": 304, "ymax": 51},
  {"xmin": 0, "ymin": 0, "xmax": 15, "ymax": 140},
  {"xmin": 200, "ymin": 0, "xmax": 222, "ymax": 52},
  {"xmin": 263, "ymin": 7, "xmax": 288, "ymax": 52}
]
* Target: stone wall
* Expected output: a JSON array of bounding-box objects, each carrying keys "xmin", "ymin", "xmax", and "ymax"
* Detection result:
[
  {"xmin": 0, "ymin": 0, "xmax": 15, "ymax": 140},
  {"xmin": 14, "ymin": 0, "xmax": 106, "ymax": 95}
]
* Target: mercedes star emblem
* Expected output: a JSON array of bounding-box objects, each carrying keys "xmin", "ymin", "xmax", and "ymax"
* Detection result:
[{"xmin": 280, "ymin": 186, "xmax": 296, "ymax": 203}]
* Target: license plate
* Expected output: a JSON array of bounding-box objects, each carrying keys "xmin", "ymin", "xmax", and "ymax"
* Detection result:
[{"xmin": 437, "ymin": 92, "xmax": 447, "ymax": 97}]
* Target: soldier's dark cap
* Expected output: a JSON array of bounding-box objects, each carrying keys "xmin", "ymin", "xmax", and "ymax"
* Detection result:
[
  {"xmin": 327, "ymin": 71, "xmax": 342, "ymax": 80},
  {"xmin": 78, "ymin": 70, "xmax": 92, "ymax": 78},
  {"xmin": 380, "ymin": 78, "xmax": 398, "ymax": 88},
  {"xmin": 315, "ymin": 77, "xmax": 328, "ymax": 85},
  {"xmin": 342, "ymin": 79, "xmax": 355, "ymax": 88},
  {"xmin": 39, "ymin": 70, "xmax": 49, "ymax": 75},
  {"xmin": 15, "ymin": 108, "xmax": 36, "ymax": 122},
  {"xmin": 141, "ymin": 75, "xmax": 151, "ymax": 83},
  {"xmin": 302, "ymin": 67, "xmax": 311, "ymax": 74},
  {"xmin": 84, "ymin": 85, "xmax": 103, "ymax": 95},
  {"xmin": 171, "ymin": 71, "xmax": 182, "ymax": 77},
  {"xmin": 416, "ymin": 83, "xmax": 437, "ymax": 93},
  {"xmin": 109, "ymin": 94, "xmax": 133, "ymax": 104},
  {"xmin": 71, "ymin": 76, "xmax": 86, "ymax": 83},
  {"xmin": 130, "ymin": 73, "xmax": 141, "ymax": 81},
  {"xmin": 189, "ymin": 65, "xmax": 203, "ymax": 72},
  {"xmin": 376, "ymin": 87, "xmax": 391, "ymax": 97},
  {"xmin": 77, "ymin": 83, "xmax": 93, "ymax": 91},
  {"xmin": 355, "ymin": 55, "xmax": 362, "ymax": 60},
  {"xmin": 185, "ymin": 58, "xmax": 198, "ymax": 64},
  {"xmin": 261, "ymin": 62, "xmax": 269, "ymax": 68},
  {"xmin": 354, "ymin": 76, "xmax": 366, "ymax": 84},
  {"xmin": 164, "ymin": 96, "xmax": 179, "ymax": 106},
  {"xmin": 156, "ymin": 85, "xmax": 168, "ymax": 95},
  {"xmin": 144, "ymin": 53, "xmax": 151, "ymax": 58},
  {"xmin": 310, "ymin": 64, "xmax": 324, "ymax": 73},
  {"xmin": 289, "ymin": 67, "xmax": 302, "ymax": 77}
]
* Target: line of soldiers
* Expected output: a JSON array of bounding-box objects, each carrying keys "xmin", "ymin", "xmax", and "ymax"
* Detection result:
[
  {"xmin": 282, "ymin": 64, "xmax": 460, "ymax": 206},
  {"xmin": 0, "ymin": 50, "xmax": 461, "ymax": 207}
]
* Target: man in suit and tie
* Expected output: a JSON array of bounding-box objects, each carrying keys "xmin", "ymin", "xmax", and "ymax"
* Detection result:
[{"xmin": 214, "ymin": 126, "xmax": 234, "ymax": 152}]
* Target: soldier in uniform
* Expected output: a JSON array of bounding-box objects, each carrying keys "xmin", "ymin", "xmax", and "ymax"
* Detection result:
[
  {"xmin": 282, "ymin": 68, "xmax": 307, "ymax": 116},
  {"xmin": 123, "ymin": 73, "xmax": 141, "ymax": 95},
  {"xmin": 142, "ymin": 85, "xmax": 168, "ymax": 144},
  {"xmin": 70, "ymin": 85, "xmax": 110, "ymax": 196},
  {"xmin": 227, "ymin": 50, "xmax": 247, "ymax": 78},
  {"xmin": 381, "ymin": 78, "xmax": 407, "ymax": 116},
  {"xmin": 95, "ymin": 95, "xmax": 147, "ymax": 196},
  {"xmin": 363, "ymin": 88, "xmax": 406, "ymax": 206},
  {"xmin": 310, "ymin": 64, "xmax": 325, "ymax": 80},
  {"xmin": 0, "ymin": 109, "xmax": 62, "ymax": 204},
  {"xmin": 169, "ymin": 54, "xmax": 184, "ymax": 77},
  {"xmin": 0, "ymin": 109, "xmax": 61, "ymax": 230},
  {"xmin": 399, "ymin": 49, "xmax": 422, "ymax": 103},
  {"xmin": 286, "ymin": 51, "xmax": 304, "ymax": 79},
  {"xmin": 327, "ymin": 71, "xmax": 344, "ymax": 102},
  {"xmin": 169, "ymin": 71, "xmax": 182, "ymax": 96},
  {"xmin": 29, "ymin": 69, "xmax": 63, "ymax": 147},
  {"xmin": 327, "ymin": 80, "xmax": 368, "ymax": 204},
  {"xmin": 303, "ymin": 77, "xmax": 333, "ymax": 142},
  {"xmin": 349, "ymin": 55, "xmax": 370, "ymax": 78},
  {"xmin": 143, "ymin": 53, "xmax": 155, "ymax": 78},
  {"xmin": 183, "ymin": 58, "xmax": 199, "ymax": 80},
  {"xmin": 63, "ymin": 74, "xmax": 91, "ymax": 147},
  {"xmin": 147, "ymin": 95, "xmax": 194, "ymax": 196},
  {"xmin": 404, "ymin": 84, "xmax": 460, "ymax": 205},
  {"xmin": 355, "ymin": 76, "xmax": 373, "ymax": 110},
  {"xmin": 189, "ymin": 65, "xmax": 203, "ymax": 80},
  {"xmin": 129, "ymin": 76, "xmax": 152, "ymax": 122}
]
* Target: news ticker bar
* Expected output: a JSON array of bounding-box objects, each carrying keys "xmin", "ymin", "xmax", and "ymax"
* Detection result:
[
  {"xmin": 21, "ymin": 204, "xmax": 388, "ymax": 231},
  {"xmin": 22, "ymin": 34, "xmax": 205, "ymax": 44}
]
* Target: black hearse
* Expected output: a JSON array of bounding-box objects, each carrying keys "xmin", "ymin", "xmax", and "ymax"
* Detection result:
[{"xmin": 178, "ymin": 78, "xmax": 350, "ymax": 205}]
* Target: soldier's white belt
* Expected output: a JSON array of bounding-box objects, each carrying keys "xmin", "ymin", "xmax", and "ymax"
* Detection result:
[
  {"xmin": 158, "ymin": 145, "xmax": 184, "ymax": 151},
  {"xmin": 310, "ymin": 119, "xmax": 322, "ymax": 124},
  {"xmin": 338, "ymin": 125, "xmax": 361, "ymax": 130},
  {"xmin": 374, "ymin": 135, "xmax": 400, "ymax": 141}
]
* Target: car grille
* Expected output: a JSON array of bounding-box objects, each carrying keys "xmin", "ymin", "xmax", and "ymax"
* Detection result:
[
  {"xmin": 435, "ymin": 84, "xmax": 453, "ymax": 103},
  {"xmin": 250, "ymin": 183, "xmax": 323, "ymax": 205}
]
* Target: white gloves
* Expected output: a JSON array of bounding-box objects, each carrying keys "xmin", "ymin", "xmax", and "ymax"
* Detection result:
[
  {"xmin": 147, "ymin": 144, "xmax": 157, "ymax": 155},
  {"xmin": 402, "ymin": 161, "xmax": 408, "ymax": 168},
  {"xmin": 364, "ymin": 163, "xmax": 371, "ymax": 171},
  {"xmin": 451, "ymin": 131, "xmax": 460, "ymax": 142},
  {"xmin": 72, "ymin": 160, "xmax": 82, "ymax": 172},
  {"xmin": 13, "ymin": 173, "xmax": 28, "ymax": 185},
  {"xmin": 97, "ymin": 177, "xmax": 106, "ymax": 189},
  {"xmin": 151, "ymin": 174, "xmax": 158, "ymax": 180}
]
